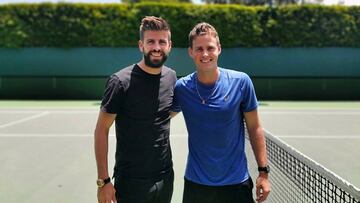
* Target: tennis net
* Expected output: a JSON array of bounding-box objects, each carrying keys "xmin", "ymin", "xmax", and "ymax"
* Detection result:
[{"xmin": 246, "ymin": 130, "xmax": 360, "ymax": 203}]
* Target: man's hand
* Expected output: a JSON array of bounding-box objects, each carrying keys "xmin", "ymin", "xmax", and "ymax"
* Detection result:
[
  {"xmin": 97, "ymin": 183, "xmax": 117, "ymax": 203},
  {"xmin": 255, "ymin": 174, "xmax": 270, "ymax": 202}
]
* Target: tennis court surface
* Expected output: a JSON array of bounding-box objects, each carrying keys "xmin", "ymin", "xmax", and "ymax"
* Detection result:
[{"xmin": 0, "ymin": 101, "xmax": 359, "ymax": 202}]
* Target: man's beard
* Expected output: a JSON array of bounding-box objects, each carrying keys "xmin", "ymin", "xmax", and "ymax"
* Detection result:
[{"xmin": 143, "ymin": 51, "xmax": 168, "ymax": 68}]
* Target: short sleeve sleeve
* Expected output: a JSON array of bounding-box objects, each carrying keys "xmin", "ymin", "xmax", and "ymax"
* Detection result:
[
  {"xmin": 240, "ymin": 73, "xmax": 258, "ymax": 112},
  {"xmin": 100, "ymin": 75, "xmax": 124, "ymax": 114},
  {"xmin": 171, "ymin": 81, "xmax": 182, "ymax": 113}
]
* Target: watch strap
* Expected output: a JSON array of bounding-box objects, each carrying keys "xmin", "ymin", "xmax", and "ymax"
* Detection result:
[
  {"xmin": 258, "ymin": 165, "xmax": 270, "ymax": 173},
  {"xmin": 103, "ymin": 177, "xmax": 111, "ymax": 184}
]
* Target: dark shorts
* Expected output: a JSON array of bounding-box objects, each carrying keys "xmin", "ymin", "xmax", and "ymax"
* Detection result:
[
  {"xmin": 183, "ymin": 177, "xmax": 255, "ymax": 203},
  {"xmin": 114, "ymin": 169, "xmax": 174, "ymax": 203}
]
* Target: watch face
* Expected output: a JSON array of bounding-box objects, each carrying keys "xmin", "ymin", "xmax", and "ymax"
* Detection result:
[{"xmin": 97, "ymin": 179, "xmax": 105, "ymax": 187}]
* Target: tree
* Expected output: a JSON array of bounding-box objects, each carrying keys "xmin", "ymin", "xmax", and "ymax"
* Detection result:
[
  {"xmin": 202, "ymin": 0, "xmax": 299, "ymax": 5},
  {"xmin": 122, "ymin": 0, "xmax": 191, "ymax": 3},
  {"xmin": 275, "ymin": 0, "xmax": 298, "ymax": 5},
  {"xmin": 302, "ymin": 0, "xmax": 324, "ymax": 4}
]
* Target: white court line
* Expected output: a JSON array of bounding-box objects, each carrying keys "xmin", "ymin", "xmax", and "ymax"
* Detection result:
[
  {"xmin": 0, "ymin": 112, "xmax": 49, "ymax": 129},
  {"xmin": 1, "ymin": 110, "xmax": 360, "ymax": 115},
  {"xmin": 0, "ymin": 110, "xmax": 97, "ymax": 114},
  {"xmin": 0, "ymin": 133, "xmax": 188, "ymax": 137},
  {"xmin": 261, "ymin": 111, "xmax": 360, "ymax": 115},
  {"xmin": 277, "ymin": 135, "xmax": 360, "ymax": 139},
  {"xmin": 0, "ymin": 134, "xmax": 357, "ymax": 139},
  {"xmin": 0, "ymin": 133, "xmax": 115, "ymax": 137},
  {"xmin": 259, "ymin": 107, "xmax": 360, "ymax": 110}
]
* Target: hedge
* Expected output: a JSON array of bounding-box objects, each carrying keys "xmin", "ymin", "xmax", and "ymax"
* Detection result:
[{"xmin": 0, "ymin": 2, "xmax": 359, "ymax": 47}]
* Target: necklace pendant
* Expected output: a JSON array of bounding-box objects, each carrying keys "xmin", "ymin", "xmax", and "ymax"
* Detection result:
[{"xmin": 202, "ymin": 100, "xmax": 206, "ymax": 104}]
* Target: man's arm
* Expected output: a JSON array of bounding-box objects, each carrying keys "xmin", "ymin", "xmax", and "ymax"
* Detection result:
[
  {"xmin": 170, "ymin": 111, "xmax": 179, "ymax": 118},
  {"xmin": 244, "ymin": 109, "xmax": 270, "ymax": 203},
  {"xmin": 94, "ymin": 110, "xmax": 117, "ymax": 203}
]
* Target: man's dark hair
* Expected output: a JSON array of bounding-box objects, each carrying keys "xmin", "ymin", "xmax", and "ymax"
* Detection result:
[
  {"xmin": 139, "ymin": 16, "xmax": 171, "ymax": 40},
  {"xmin": 188, "ymin": 22, "xmax": 220, "ymax": 48}
]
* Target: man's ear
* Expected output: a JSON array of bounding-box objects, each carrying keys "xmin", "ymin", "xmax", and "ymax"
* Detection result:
[
  {"xmin": 168, "ymin": 40, "xmax": 172, "ymax": 51},
  {"xmin": 138, "ymin": 40, "xmax": 144, "ymax": 53},
  {"xmin": 188, "ymin": 47, "xmax": 194, "ymax": 58}
]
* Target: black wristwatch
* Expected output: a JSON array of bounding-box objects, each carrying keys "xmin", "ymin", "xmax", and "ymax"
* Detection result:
[
  {"xmin": 258, "ymin": 165, "xmax": 270, "ymax": 173},
  {"xmin": 96, "ymin": 177, "xmax": 111, "ymax": 188}
]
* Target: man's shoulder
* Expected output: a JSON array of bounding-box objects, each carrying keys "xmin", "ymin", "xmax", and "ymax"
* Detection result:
[
  {"xmin": 104, "ymin": 65, "xmax": 135, "ymax": 89},
  {"xmin": 162, "ymin": 65, "xmax": 174, "ymax": 72},
  {"xmin": 112, "ymin": 64, "xmax": 135, "ymax": 78},
  {"xmin": 220, "ymin": 67, "xmax": 248, "ymax": 79},
  {"xmin": 220, "ymin": 68, "xmax": 254, "ymax": 86},
  {"xmin": 176, "ymin": 72, "xmax": 195, "ymax": 86},
  {"xmin": 162, "ymin": 65, "xmax": 177, "ymax": 77}
]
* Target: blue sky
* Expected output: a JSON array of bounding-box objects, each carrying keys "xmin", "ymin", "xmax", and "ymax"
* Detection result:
[{"xmin": 0, "ymin": 0, "xmax": 359, "ymax": 5}]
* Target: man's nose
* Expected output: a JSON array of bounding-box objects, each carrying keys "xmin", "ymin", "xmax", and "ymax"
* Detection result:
[
  {"xmin": 152, "ymin": 42, "xmax": 161, "ymax": 51},
  {"xmin": 202, "ymin": 50, "xmax": 209, "ymax": 56}
]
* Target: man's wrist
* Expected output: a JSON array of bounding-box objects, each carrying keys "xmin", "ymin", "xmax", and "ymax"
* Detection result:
[
  {"xmin": 96, "ymin": 177, "xmax": 111, "ymax": 188},
  {"xmin": 257, "ymin": 165, "xmax": 270, "ymax": 179},
  {"xmin": 258, "ymin": 165, "xmax": 270, "ymax": 173},
  {"xmin": 258, "ymin": 171, "xmax": 269, "ymax": 179}
]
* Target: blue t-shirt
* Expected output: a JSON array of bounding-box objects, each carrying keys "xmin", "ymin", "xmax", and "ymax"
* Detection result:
[{"xmin": 172, "ymin": 68, "xmax": 258, "ymax": 186}]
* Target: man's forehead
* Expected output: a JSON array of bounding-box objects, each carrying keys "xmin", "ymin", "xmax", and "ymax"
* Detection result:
[
  {"xmin": 192, "ymin": 36, "xmax": 218, "ymax": 46},
  {"xmin": 143, "ymin": 30, "xmax": 170, "ymax": 40}
]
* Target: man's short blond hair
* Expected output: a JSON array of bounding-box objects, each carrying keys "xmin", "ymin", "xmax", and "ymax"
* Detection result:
[{"xmin": 188, "ymin": 22, "xmax": 220, "ymax": 48}]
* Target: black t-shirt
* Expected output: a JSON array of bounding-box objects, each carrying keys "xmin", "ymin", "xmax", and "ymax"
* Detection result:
[{"xmin": 101, "ymin": 64, "xmax": 177, "ymax": 179}]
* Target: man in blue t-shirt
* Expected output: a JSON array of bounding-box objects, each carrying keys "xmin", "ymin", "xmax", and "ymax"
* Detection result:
[{"xmin": 171, "ymin": 22, "xmax": 271, "ymax": 203}]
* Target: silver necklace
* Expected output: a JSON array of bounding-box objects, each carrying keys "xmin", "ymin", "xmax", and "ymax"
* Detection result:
[{"xmin": 195, "ymin": 78, "xmax": 217, "ymax": 104}]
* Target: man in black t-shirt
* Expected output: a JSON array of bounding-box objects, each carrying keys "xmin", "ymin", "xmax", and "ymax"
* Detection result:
[{"xmin": 94, "ymin": 16, "xmax": 177, "ymax": 203}]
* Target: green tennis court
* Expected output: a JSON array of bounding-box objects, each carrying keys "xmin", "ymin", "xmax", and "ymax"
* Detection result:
[{"xmin": 0, "ymin": 101, "xmax": 359, "ymax": 202}]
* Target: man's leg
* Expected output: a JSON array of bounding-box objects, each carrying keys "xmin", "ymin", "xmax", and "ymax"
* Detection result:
[
  {"xmin": 115, "ymin": 176, "xmax": 155, "ymax": 203},
  {"xmin": 114, "ymin": 170, "xmax": 174, "ymax": 203},
  {"xmin": 152, "ymin": 169, "xmax": 174, "ymax": 203},
  {"xmin": 218, "ymin": 177, "xmax": 255, "ymax": 203},
  {"xmin": 182, "ymin": 178, "xmax": 217, "ymax": 203}
]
